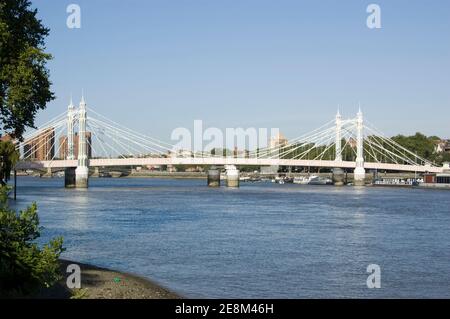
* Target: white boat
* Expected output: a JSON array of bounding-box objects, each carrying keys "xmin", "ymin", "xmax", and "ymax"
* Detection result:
[
  {"xmin": 308, "ymin": 176, "xmax": 333, "ymax": 185},
  {"xmin": 55, "ymin": 171, "xmax": 65, "ymax": 178},
  {"xmin": 293, "ymin": 176, "xmax": 310, "ymax": 185},
  {"xmin": 293, "ymin": 175, "xmax": 333, "ymax": 185}
]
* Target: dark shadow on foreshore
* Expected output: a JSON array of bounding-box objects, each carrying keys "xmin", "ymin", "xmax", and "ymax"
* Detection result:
[{"xmin": 33, "ymin": 259, "xmax": 182, "ymax": 299}]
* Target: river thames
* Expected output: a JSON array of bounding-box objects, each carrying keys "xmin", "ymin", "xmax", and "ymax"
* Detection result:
[{"xmin": 10, "ymin": 177, "xmax": 450, "ymax": 298}]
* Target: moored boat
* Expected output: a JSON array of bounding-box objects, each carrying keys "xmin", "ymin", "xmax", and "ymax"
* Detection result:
[
  {"xmin": 308, "ymin": 176, "xmax": 333, "ymax": 185},
  {"xmin": 293, "ymin": 175, "xmax": 333, "ymax": 185}
]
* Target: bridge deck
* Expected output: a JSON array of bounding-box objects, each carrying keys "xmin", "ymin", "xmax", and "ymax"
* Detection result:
[{"xmin": 15, "ymin": 158, "xmax": 443, "ymax": 173}]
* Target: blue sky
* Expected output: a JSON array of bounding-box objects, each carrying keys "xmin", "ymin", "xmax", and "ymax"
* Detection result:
[{"xmin": 32, "ymin": 0, "xmax": 450, "ymax": 140}]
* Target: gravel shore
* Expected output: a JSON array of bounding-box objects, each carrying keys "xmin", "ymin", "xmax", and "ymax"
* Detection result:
[{"xmin": 36, "ymin": 260, "xmax": 181, "ymax": 299}]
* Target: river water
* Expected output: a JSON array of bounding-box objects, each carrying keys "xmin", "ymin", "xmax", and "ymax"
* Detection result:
[{"xmin": 10, "ymin": 177, "xmax": 450, "ymax": 298}]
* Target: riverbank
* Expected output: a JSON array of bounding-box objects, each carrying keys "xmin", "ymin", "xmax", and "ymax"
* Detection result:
[{"xmin": 35, "ymin": 260, "xmax": 181, "ymax": 299}]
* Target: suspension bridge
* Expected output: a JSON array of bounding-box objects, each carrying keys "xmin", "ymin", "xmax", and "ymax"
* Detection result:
[{"xmin": 13, "ymin": 95, "xmax": 444, "ymax": 188}]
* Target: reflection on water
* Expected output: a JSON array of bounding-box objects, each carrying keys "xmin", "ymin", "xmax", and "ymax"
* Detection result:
[
  {"xmin": 62, "ymin": 191, "xmax": 89, "ymax": 231},
  {"xmin": 11, "ymin": 177, "xmax": 450, "ymax": 298}
]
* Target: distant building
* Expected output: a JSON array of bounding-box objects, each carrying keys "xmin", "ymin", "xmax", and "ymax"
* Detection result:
[
  {"xmin": 435, "ymin": 139, "xmax": 450, "ymax": 153},
  {"xmin": 59, "ymin": 132, "xmax": 92, "ymax": 159},
  {"xmin": 23, "ymin": 128, "xmax": 55, "ymax": 160},
  {"xmin": 445, "ymin": 142, "xmax": 450, "ymax": 153},
  {"xmin": 423, "ymin": 163, "xmax": 450, "ymax": 185},
  {"xmin": 0, "ymin": 134, "xmax": 13, "ymax": 143},
  {"xmin": 58, "ymin": 136, "xmax": 66, "ymax": 159},
  {"xmin": 348, "ymin": 137, "xmax": 357, "ymax": 149},
  {"xmin": 423, "ymin": 173, "xmax": 450, "ymax": 184},
  {"xmin": 269, "ymin": 132, "xmax": 288, "ymax": 149}
]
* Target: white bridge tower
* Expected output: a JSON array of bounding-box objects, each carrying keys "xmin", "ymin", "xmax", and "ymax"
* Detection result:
[
  {"xmin": 354, "ymin": 108, "xmax": 366, "ymax": 186},
  {"xmin": 332, "ymin": 109, "xmax": 345, "ymax": 186},
  {"xmin": 75, "ymin": 94, "xmax": 89, "ymax": 188}
]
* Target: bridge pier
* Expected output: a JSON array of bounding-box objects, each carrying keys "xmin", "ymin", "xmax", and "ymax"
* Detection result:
[
  {"xmin": 332, "ymin": 168, "xmax": 345, "ymax": 186},
  {"xmin": 353, "ymin": 167, "xmax": 366, "ymax": 186},
  {"xmin": 64, "ymin": 167, "xmax": 76, "ymax": 188},
  {"xmin": 207, "ymin": 166, "xmax": 220, "ymax": 187},
  {"xmin": 75, "ymin": 166, "xmax": 89, "ymax": 188},
  {"xmin": 225, "ymin": 165, "xmax": 240, "ymax": 188}
]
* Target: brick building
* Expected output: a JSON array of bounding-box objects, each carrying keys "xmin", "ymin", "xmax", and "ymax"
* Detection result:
[
  {"xmin": 59, "ymin": 132, "xmax": 92, "ymax": 159},
  {"xmin": 23, "ymin": 128, "xmax": 55, "ymax": 160}
]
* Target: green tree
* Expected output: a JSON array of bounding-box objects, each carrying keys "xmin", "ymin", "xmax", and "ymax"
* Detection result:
[
  {"xmin": 442, "ymin": 153, "xmax": 450, "ymax": 163},
  {"xmin": 391, "ymin": 133, "xmax": 437, "ymax": 162},
  {"xmin": 435, "ymin": 150, "xmax": 450, "ymax": 166},
  {"xmin": 0, "ymin": 140, "xmax": 19, "ymax": 185},
  {"xmin": 0, "ymin": 0, "xmax": 54, "ymax": 140},
  {"xmin": 0, "ymin": 187, "xmax": 64, "ymax": 297}
]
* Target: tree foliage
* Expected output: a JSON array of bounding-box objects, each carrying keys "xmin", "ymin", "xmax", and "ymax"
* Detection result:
[
  {"xmin": 0, "ymin": 140, "xmax": 19, "ymax": 185},
  {"xmin": 440, "ymin": 152, "xmax": 450, "ymax": 164},
  {"xmin": 391, "ymin": 133, "xmax": 438, "ymax": 162},
  {"xmin": 0, "ymin": 0, "xmax": 54, "ymax": 140},
  {"xmin": 0, "ymin": 186, "xmax": 64, "ymax": 297}
]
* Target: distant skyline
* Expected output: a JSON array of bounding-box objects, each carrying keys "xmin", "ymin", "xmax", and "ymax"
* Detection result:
[{"xmin": 32, "ymin": 0, "xmax": 449, "ymax": 140}]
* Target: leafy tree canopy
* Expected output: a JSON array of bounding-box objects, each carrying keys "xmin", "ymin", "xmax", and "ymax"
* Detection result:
[
  {"xmin": 0, "ymin": 0, "xmax": 54, "ymax": 141},
  {"xmin": 391, "ymin": 132, "xmax": 439, "ymax": 162}
]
